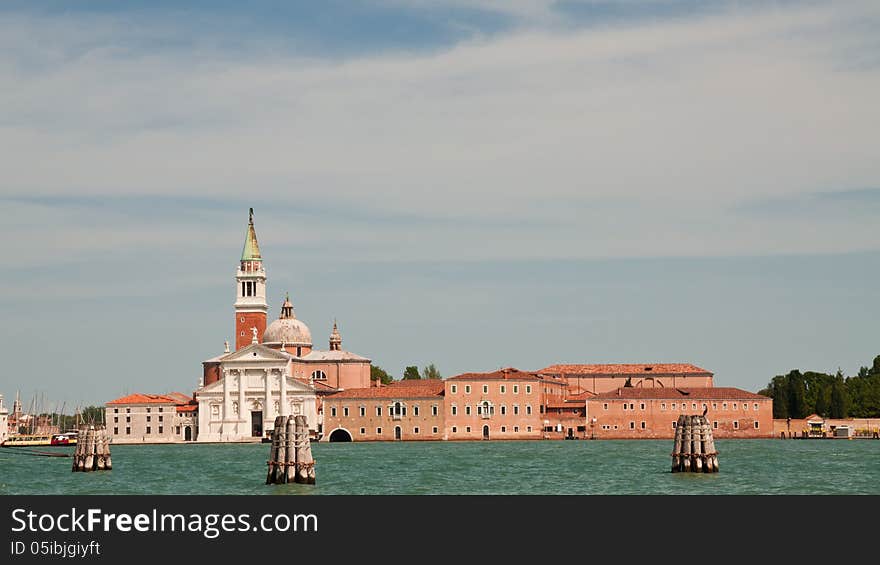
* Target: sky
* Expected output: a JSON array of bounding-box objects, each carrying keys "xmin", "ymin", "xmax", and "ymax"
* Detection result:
[{"xmin": 1, "ymin": 0, "xmax": 878, "ymax": 411}]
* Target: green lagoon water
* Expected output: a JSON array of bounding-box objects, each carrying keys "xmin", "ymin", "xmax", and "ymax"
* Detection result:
[{"xmin": 1, "ymin": 440, "xmax": 878, "ymax": 495}]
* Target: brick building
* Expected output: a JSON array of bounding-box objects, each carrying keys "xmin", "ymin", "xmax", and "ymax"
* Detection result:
[
  {"xmin": 541, "ymin": 363, "xmax": 714, "ymax": 395},
  {"xmin": 585, "ymin": 387, "xmax": 773, "ymax": 439},
  {"xmin": 105, "ymin": 393, "xmax": 199, "ymax": 444}
]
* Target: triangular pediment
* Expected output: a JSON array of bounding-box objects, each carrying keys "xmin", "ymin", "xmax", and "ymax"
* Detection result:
[{"xmin": 220, "ymin": 343, "xmax": 292, "ymax": 363}]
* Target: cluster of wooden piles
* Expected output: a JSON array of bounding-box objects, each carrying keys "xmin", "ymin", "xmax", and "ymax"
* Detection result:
[
  {"xmin": 72, "ymin": 425, "xmax": 112, "ymax": 472},
  {"xmin": 266, "ymin": 415, "xmax": 315, "ymax": 485},
  {"xmin": 671, "ymin": 415, "xmax": 718, "ymax": 473}
]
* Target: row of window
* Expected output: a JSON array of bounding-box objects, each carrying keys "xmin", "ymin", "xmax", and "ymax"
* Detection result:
[
  {"xmin": 330, "ymin": 404, "xmax": 441, "ymax": 418},
  {"xmin": 450, "ymin": 404, "xmax": 532, "ymax": 416},
  {"xmin": 112, "ymin": 407, "xmax": 165, "ymax": 414},
  {"xmin": 603, "ymin": 402, "xmax": 762, "ymax": 411},
  {"xmin": 449, "ymin": 384, "xmax": 533, "ymax": 395},
  {"xmin": 448, "ymin": 426, "xmax": 532, "ymax": 433},
  {"xmin": 113, "ymin": 426, "xmax": 189, "ymax": 436},
  {"xmin": 113, "ymin": 415, "xmax": 164, "ymax": 423},
  {"xmin": 601, "ymin": 421, "xmax": 760, "ymax": 430}
]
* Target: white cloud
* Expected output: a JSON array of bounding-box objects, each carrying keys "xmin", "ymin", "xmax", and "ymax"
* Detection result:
[{"xmin": 1, "ymin": 1, "xmax": 879, "ymax": 263}]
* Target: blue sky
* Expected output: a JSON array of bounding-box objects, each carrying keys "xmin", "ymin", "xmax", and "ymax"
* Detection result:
[{"xmin": 1, "ymin": 1, "xmax": 879, "ymax": 410}]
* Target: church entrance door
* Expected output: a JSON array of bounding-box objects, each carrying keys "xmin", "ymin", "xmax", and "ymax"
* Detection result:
[
  {"xmin": 184, "ymin": 426, "xmax": 192, "ymax": 441},
  {"xmin": 482, "ymin": 425, "xmax": 489, "ymax": 440},
  {"xmin": 251, "ymin": 411, "xmax": 263, "ymax": 437}
]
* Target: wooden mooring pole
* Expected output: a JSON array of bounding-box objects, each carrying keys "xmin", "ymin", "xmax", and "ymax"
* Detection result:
[
  {"xmin": 266, "ymin": 415, "xmax": 316, "ymax": 485},
  {"xmin": 72, "ymin": 425, "xmax": 112, "ymax": 473},
  {"xmin": 671, "ymin": 414, "xmax": 718, "ymax": 473}
]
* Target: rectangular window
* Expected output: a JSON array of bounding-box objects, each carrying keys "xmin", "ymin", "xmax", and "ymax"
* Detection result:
[
  {"xmin": 114, "ymin": 427, "xmax": 118, "ymax": 434},
  {"xmin": 713, "ymin": 421, "xmax": 718, "ymax": 429},
  {"xmin": 176, "ymin": 426, "xmax": 181, "ymax": 435},
  {"xmin": 603, "ymin": 403, "xmax": 608, "ymax": 410},
  {"xmin": 376, "ymin": 427, "xmax": 382, "ymax": 434},
  {"xmin": 114, "ymin": 408, "xmax": 118, "ymax": 414},
  {"xmin": 754, "ymin": 403, "xmax": 759, "ymax": 410},
  {"xmin": 701, "ymin": 403, "xmax": 707, "ymax": 411},
  {"xmin": 513, "ymin": 385, "xmax": 519, "ymax": 394},
  {"xmin": 734, "ymin": 421, "xmax": 739, "ymax": 429},
  {"xmin": 526, "ymin": 385, "xmax": 532, "ymax": 394},
  {"xmin": 526, "ymin": 405, "xmax": 532, "ymax": 415},
  {"xmin": 360, "ymin": 428, "xmax": 366, "ymax": 435},
  {"xmin": 451, "ymin": 385, "xmax": 457, "ymax": 394},
  {"xmin": 331, "ymin": 407, "xmax": 337, "ymax": 417},
  {"xmin": 432, "ymin": 427, "xmax": 438, "ymax": 434},
  {"xmin": 159, "ymin": 407, "xmax": 163, "ymax": 413},
  {"xmin": 466, "ymin": 426, "xmax": 471, "ymax": 433},
  {"xmin": 125, "ymin": 427, "xmax": 130, "ymax": 435},
  {"xmin": 126, "ymin": 408, "xmax": 130, "ymax": 413},
  {"xmin": 158, "ymin": 426, "xmax": 164, "ymax": 434},
  {"xmin": 743, "ymin": 403, "xmax": 748, "ymax": 411},
  {"xmin": 500, "ymin": 385, "xmax": 506, "ymax": 394},
  {"xmin": 640, "ymin": 403, "xmax": 645, "ymax": 410},
  {"xmin": 692, "ymin": 403, "xmax": 697, "ymax": 410},
  {"xmin": 501, "ymin": 405, "xmax": 507, "ymax": 415},
  {"xmin": 146, "ymin": 426, "xmax": 151, "ymax": 434},
  {"xmin": 672, "ymin": 421, "xmax": 677, "ymax": 429},
  {"xmin": 451, "ymin": 405, "xmax": 457, "ymax": 416},
  {"xmin": 733, "ymin": 403, "xmax": 738, "ymax": 410},
  {"xmin": 452, "ymin": 426, "xmax": 457, "ymax": 433},
  {"xmin": 414, "ymin": 427, "xmax": 420, "ymax": 434},
  {"xmin": 640, "ymin": 421, "xmax": 646, "ymax": 429},
  {"xmin": 514, "ymin": 426, "xmax": 519, "ymax": 432},
  {"xmin": 114, "ymin": 416, "xmax": 118, "ymax": 423},
  {"xmin": 413, "ymin": 405, "xmax": 419, "ymax": 416},
  {"xmin": 483, "ymin": 385, "xmax": 488, "ymax": 394},
  {"xmin": 712, "ymin": 403, "xmax": 717, "ymax": 410},
  {"xmin": 501, "ymin": 426, "xmax": 506, "ymax": 432},
  {"xmin": 360, "ymin": 406, "xmax": 366, "ymax": 417},
  {"xmin": 158, "ymin": 416, "xmax": 163, "ymax": 422},
  {"xmin": 723, "ymin": 403, "xmax": 728, "ymax": 410},
  {"xmin": 376, "ymin": 407, "xmax": 382, "ymax": 416},
  {"xmin": 629, "ymin": 421, "xmax": 635, "ymax": 429},
  {"xmin": 343, "ymin": 407, "xmax": 349, "ymax": 417},
  {"xmin": 126, "ymin": 416, "xmax": 131, "ymax": 423},
  {"xmin": 465, "ymin": 405, "xmax": 471, "ymax": 415},
  {"xmin": 754, "ymin": 421, "xmax": 759, "ymax": 429},
  {"xmin": 526, "ymin": 426, "xmax": 532, "ymax": 432},
  {"xmin": 465, "ymin": 385, "xmax": 471, "ymax": 394},
  {"xmin": 513, "ymin": 405, "xmax": 519, "ymax": 415},
  {"xmin": 671, "ymin": 403, "xmax": 676, "ymax": 410},
  {"xmin": 146, "ymin": 416, "xmax": 151, "ymax": 422},
  {"xmin": 661, "ymin": 403, "xmax": 666, "ymax": 410},
  {"xmin": 432, "ymin": 405, "xmax": 438, "ymax": 416},
  {"xmin": 622, "ymin": 403, "xmax": 627, "ymax": 411}
]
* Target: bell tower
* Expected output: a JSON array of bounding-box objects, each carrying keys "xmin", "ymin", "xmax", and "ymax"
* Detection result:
[{"xmin": 234, "ymin": 208, "xmax": 268, "ymax": 350}]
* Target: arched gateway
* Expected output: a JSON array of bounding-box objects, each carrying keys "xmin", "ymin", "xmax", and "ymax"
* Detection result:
[{"xmin": 328, "ymin": 428, "xmax": 353, "ymax": 442}]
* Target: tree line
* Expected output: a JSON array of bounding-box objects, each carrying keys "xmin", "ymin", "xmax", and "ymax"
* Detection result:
[
  {"xmin": 758, "ymin": 355, "xmax": 880, "ymax": 419},
  {"xmin": 370, "ymin": 363, "xmax": 441, "ymax": 384}
]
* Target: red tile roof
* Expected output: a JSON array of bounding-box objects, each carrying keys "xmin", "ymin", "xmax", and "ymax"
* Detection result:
[
  {"xmin": 176, "ymin": 404, "xmax": 198, "ymax": 413},
  {"xmin": 591, "ymin": 387, "xmax": 769, "ymax": 400},
  {"xmin": 541, "ymin": 363, "xmax": 712, "ymax": 376},
  {"xmin": 327, "ymin": 380, "xmax": 445, "ymax": 400},
  {"xmin": 106, "ymin": 393, "xmax": 185, "ymax": 405},
  {"xmin": 388, "ymin": 379, "xmax": 445, "ymax": 386},
  {"xmin": 447, "ymin": 368, "xmax": 559, "ymax": 382}
]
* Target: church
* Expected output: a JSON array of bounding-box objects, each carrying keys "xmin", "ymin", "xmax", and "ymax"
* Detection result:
[{"xmin": 195, "ymin": 209, "xmax": 372, "ymax": 442}]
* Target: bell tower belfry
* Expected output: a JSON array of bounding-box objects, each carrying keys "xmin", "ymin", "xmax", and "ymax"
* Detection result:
[{"xmin": 234, "ymin": 208, "xmax": 268, "ymax": 350}]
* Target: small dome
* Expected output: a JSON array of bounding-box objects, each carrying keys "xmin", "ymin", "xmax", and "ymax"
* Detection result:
[{"xmin": 263, "ymin": 318, "xmax": 312, "ymax": 346}]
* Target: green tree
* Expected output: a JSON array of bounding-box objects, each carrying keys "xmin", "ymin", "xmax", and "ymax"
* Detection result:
[
  {"xmin": 422, "ymin": 364, "xmax": 442, "ymax": 380},
  {"xmin": 370, "ymin": 365, "xmax": 394, "ymax": 385},
  {"xmin": 786, "ymin": 371, "xmax": 808, "ymax": 419},
  {"xmin": 814, "ymin": 385, "xmax": 829, "ymax": 418},
  {"xmin": 402, "ymin": 366, "xmax": 421, "ymax": 380},
  {"xmin": 830, "ymin": 374, "xmax": 849, "ymax": 418}
]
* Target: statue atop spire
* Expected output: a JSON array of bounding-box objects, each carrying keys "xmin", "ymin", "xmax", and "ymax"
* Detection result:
[{"xmin": 329, "ymin": 319, "xmax": 342, "ymax": 351}]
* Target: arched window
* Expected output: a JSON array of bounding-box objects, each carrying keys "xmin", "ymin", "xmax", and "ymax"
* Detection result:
[{"xmin": 311, "ymin": 370, "xmax": 327, "ymax": 380}]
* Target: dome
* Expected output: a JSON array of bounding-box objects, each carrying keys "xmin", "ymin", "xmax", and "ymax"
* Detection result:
[
  {"xmin": 262, "ymin": 293, "xmax": 312, "ymax": 346},
  {"xmin": 263, "ymin": 317, "xmax": 312, "ymax": 346}
]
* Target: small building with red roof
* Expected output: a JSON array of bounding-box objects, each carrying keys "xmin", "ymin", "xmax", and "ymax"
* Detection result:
[{"xmin": 105, "ymin": 392, "xmax": 198, "ymax": 444}]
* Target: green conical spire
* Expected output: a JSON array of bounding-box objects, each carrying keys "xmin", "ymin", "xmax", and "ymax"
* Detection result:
[{"xmin": 241, "ymin": 207, "xmax": 262, "ymax": 261}]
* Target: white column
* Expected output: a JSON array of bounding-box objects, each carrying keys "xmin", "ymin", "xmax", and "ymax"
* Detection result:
[
  {"xmin": 280, "ymin": 369, "xmax": 289, "ymax": 416},
  {"xmin": 238, "ymin": 370, "xmax": 246, "ymax": 423},
  {"xmin": 264, "ymin": 368, "xmax": 273, "ymax": 422},
  {"xmin": 222, "ymin": 369, "xmax": 229, "ymax": 422}
]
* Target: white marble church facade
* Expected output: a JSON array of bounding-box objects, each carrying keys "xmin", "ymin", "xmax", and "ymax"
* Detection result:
[{"xmin": 196, "ymin": 343, "xmax": 319, "ymax": 442}]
